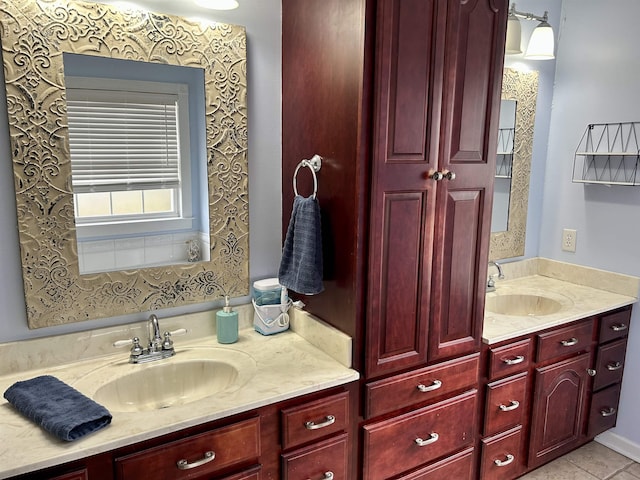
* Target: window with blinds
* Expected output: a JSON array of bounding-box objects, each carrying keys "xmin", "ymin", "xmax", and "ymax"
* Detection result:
[{"xmin": 65, "ymin": 77, "xmax": 194, "ymax": 237}]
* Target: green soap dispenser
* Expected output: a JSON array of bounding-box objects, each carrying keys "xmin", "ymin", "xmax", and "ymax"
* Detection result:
[{"xmin": 216, "ymin": 296, "xmax": 238, "ymax": 344}]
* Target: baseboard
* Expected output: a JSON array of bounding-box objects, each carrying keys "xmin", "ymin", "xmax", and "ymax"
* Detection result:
[{"xmin": 596, "ymin": 431, "xmax": 640, "ymax": 462}]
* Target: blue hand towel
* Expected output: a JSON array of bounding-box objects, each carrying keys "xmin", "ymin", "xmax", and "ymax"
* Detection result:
[
  {"xmin": 4, "ymin": 375, "xmax": 112, "ymax": 442},
  {"xmin": 279, "ymin": 195, "xmax": 324, "ymax": 295}
]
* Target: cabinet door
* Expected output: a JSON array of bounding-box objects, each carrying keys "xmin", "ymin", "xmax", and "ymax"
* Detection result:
[
  {"xmin": 529, "ymin": 354, "xmax": 591, "ymax": 468},
  {"xmin": 366, "ymin": 0, "xmax": 446, "ymax": 378},
  {"xmin": 428, "ymin": 0, "xmax": 507, "ymax": 362}
]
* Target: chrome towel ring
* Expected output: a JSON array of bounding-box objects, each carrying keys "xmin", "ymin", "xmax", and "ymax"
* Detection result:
[{"xmin": 293, "ymin": 154, "xmax": 323, "ymax": 199}]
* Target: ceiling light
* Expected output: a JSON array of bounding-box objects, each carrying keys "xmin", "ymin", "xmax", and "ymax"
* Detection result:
[{"xmin": 194, "ymin": 0, "xmax": 239, "ymax": 10}]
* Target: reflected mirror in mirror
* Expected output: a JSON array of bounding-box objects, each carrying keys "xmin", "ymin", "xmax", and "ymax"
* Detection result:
[
  {"xmin": 492, "ymin": 99, "xmax": 516, "ymax": 233},
  {"xmin": 63, "ymin": 54, "xmax": 211, "ymax": 274}
]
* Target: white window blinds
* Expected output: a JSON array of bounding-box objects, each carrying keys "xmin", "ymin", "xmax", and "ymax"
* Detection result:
[{"xmin": 67, "ymin": 87, "xmax": 181, "ymax": 194}]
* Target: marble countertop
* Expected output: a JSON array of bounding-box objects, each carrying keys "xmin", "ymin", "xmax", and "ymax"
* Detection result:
[
  {"xmin": 483, "ymin": 272, "xmax": 638, "ymax": 345},
  {"xmin": 0, "ymin": 311, "xmax": 359, "ymax": 478}
]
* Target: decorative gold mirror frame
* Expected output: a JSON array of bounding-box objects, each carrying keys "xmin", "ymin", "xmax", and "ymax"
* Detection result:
[
  {"xmin": 489, "ymin": 68, "xmax": 538, "ymax": 260},
  {"xmin": 0, "ymin": 0, "xmax": 249, "ymax": 328}
]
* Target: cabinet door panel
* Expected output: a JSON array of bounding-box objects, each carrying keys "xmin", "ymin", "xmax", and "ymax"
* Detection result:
[
  {"xmin": 529, "ymin": 354, "xmax": 590, "ymax": 468},
  {"xmin": 428, "ymin": 0, "xmax": 507, "ymax": 361},
  {"xmin": 367, "ymin": 0, "xmax": 446, "ymax": 377}
]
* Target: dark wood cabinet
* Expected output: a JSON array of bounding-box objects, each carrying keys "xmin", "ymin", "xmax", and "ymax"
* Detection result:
[{"xmin": 366, "ymin": 0, "xmax": 505, "ymax": 378}]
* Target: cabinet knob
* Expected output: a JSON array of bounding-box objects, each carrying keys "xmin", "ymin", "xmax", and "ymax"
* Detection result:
[
  {"xmin": 304, "ymin": 415, "xmax": 336, "ymax": 430},
  {"xmin": 587, "ymin": 368, "xmax": 597, "ymax": 377},
  {"xmin": 417, "ymin": 379, "xmax": 442, "ymax": 392},
  {"xmin": 415, "ymin": 432, "xmax": 439, "ymax": 446},
  {"xmin": 443, "ymin": 171, "xmax": 456, "ymax": 181},
  {"xmin": 176, "ymin": 451, "xmax": 215, "ymax": 470},
  {"xmin": 499, "ymin": 400, "xmax": 520, "ymax": 412},
  {"xmin": 494, "ymin": 454, "xmax": 515, "ymax": 467},
  {"xmin": 430, "ymin": 171, "xmax": 444, "ymax": 181}
]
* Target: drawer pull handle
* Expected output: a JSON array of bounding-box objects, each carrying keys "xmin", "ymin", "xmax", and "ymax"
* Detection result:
[
  {"xmin": 499, "ymin": 400, "xmax": 520, "ymax": 412},
  {"xmin": 417, "ymin": 380, "xmax": 443, "ymax": 392},
  {"xmin": 607, "ymin": 361, "xmax": 623, "ymax": 371},
  {"xmin": 305, "ymin": 415, "xmax": 336, "ymax": 430},
  {"xmin": 503, "ymin": 355, "xmax": 525, "ymax": 365},
  {"xmin": 308, "ymin": 472, "xmax": 334, "ymax": 480},
  {"xmin": 415, "ymin": 432, "xmax": 439, "ymax": 446},
  {"xmin": 611, "ymin": 323, "xmax": 628, "ymax": 332},
  {"xmin": 561, "ymin": 337, "xmax": 578, "ymax": 347},
  {"xmin": 176, "ymin": 451, "xmax": 215, "ymax": 470},
  {"xmin": 494, "ymin": 454, "xmax": 515, "ymax": 467},
  {"xmin": 601, "ymin": 407, "xmax": 617, "ymax": 417}
]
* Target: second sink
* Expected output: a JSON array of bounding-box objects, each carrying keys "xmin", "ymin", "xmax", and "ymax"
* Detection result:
[{"xmin": 485, "ymin": 294, "xmax": 563, "ymax": 316}]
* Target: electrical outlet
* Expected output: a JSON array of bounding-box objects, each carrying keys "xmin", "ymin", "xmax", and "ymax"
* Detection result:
[{"xmin": 562, "ymin": 228, "xmax": 577, "ymax": 252}]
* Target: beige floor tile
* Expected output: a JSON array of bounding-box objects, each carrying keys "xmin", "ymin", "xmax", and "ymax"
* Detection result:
[
  {"xmin": 563, "ymin": 442, "xmax": 634, "ymax": 478},
  {"xmin": 624, "ymin": 463, "xmax": 640, "ymax": 478},
  {"xmin": 610, "ymin": 472, "xmax": 640, "ymax": 480},
  {"xmin": 518, "ymin": 458, "xmax": 599, "ymax": 480}
]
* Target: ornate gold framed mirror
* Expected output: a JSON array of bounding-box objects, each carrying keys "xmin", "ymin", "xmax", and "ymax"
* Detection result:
[
  {"xmin": 489, "ymin": 68, "xmax": 539, "ymax": 260},
  {"xmin": 0, "ymin": 0, "xmax": 249, "ymax": 328}
]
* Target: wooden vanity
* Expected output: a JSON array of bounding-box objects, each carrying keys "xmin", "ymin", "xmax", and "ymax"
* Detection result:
[{"xmin": 9, "ymin": 383, "xmax": 358, "ymax": 480}]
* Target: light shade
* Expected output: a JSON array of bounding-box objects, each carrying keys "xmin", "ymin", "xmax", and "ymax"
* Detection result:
[
  {"xmin": 505, "ymin": 14, "xmax": 522, "ymax": 55},
  {"xmin": 194, "ymin": 0, "xmax": 239, "ymax": 10},
  {"xmin": 525, "ymin": 21, "xmax": 555, "ymax": 60}
]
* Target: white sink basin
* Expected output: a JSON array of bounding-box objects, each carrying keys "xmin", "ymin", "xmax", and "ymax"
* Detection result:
[
  {"xmin": 74, "ymin": 347, "xmax": 257, "ymax": 412},
  {"xmin": 485, "ymin": 294, "xmax": 564, "ymax": 316}
]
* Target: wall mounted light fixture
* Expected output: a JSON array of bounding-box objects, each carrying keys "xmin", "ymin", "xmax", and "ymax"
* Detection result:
[{"xmin": 506, "ymin": 3, "xmax": 555, "ymax": 60}]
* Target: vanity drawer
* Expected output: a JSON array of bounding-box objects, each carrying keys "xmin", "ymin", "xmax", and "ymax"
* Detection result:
[
  {"xmin": 593, "ymin": 339, "xmax": 627, "ymax": 390},
  {"xmin": 365, "ymin": 353, "xmax": 479, "ymax": 418},
  {"xmin": 488, "ymin": 339, "xmax": 531, "ymax": 381},
  {"xmin": 588, "ymin": 383, "xmax": 621, "ymax": 437},
  {"xmin": 362, "ymin": 390, "xmax": 477, "ymax": 480},
  {"xmin": 395, "ymin": 447, "xmax": 475, "ymax": 480},
  {"xmin": 599, "ymin": 309, "xmax": 631, "ymax": 343},
  {"xmin": 479, "ymin": 426, "xmax": 523, "ymax": 480},
  {"xmin": 281, "ymin": 433, "xmax": 348, "ymax": 480},
  {"xmin": 483, "ymin": 373, "xmax": 527, "ymax": 436},
  {"xmin": 281, "ymin": 391, "xmax": 349, "ymax": 450},
  {"xmin": 536, "ymin": 319, "xmax": 594, "ymax": 363},
  {"xmin": 114, "ymin": 417, "xmax": 260, "ymax": 479}
]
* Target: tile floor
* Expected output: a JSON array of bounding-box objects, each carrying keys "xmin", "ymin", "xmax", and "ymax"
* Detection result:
[{"xmin": 519, "ymin": 442, "xmax": 640, "ymax": 479}]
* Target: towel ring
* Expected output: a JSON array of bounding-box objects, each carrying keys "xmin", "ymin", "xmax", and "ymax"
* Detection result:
[{"xmin": 293, "ymin": 154, "xmax": 322, "ymax": 199}]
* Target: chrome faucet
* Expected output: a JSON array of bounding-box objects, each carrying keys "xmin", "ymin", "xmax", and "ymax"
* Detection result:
[
  {"xmin": 113, "ymin": 314, "xmax": 187, "ymax": 364},
  {"xmin": 487, "ymin": 260, "xmax": 505, "ymax": 292}
]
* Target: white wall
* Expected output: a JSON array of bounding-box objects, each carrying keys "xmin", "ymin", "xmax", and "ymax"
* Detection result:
[
  {"xmin": 0, "ymin": 0, "xmax": 282, "ymax": 342},
  {"xmin": 540, "ymin": 0, "xmax": 640, "ymax": 451}
]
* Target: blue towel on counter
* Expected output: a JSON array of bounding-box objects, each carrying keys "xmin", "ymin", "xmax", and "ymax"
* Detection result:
[
  {"xmin": 279, "ymin": 195, "xmax": 324, "ymax": 295},
  {"xmin": 3, "ymin": 375, "xmax": 112, "ymax": 442}
]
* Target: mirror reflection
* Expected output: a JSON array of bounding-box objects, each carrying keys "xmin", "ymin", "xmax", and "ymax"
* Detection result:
[
  {"xmin": 492, "ymin": 99, "xmax": 516, "ymax": 233},
  {"xmin": 63, "ymin": 54, "xmax": 211, "ymax": 274}
]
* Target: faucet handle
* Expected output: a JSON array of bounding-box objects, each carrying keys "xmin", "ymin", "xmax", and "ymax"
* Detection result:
[
  {"xmin": 167, "ymin": 328, "xmax": 188, "ymax": 337},
  {"xmin": 161, "ymin": 329, "xmax": 188, "ymax": 351},
  {"xmin": 113, "ymin": 338, "xmax": 134, "ymax": 348}
]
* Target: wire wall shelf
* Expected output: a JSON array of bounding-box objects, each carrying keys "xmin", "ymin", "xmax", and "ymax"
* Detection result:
[
  {"xmin": 573, "ymin": 122, "xmax": 640, "ymax": 186},
  {"xmin": 496, "ymin": 127, "xmax": 515, "ymax": 178}
]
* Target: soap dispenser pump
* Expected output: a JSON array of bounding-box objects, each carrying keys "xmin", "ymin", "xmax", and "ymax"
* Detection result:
[{"xmin": 216, "ymin": 296, "xmax": 238, "ymax": 344}]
